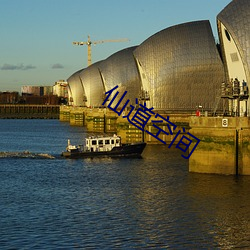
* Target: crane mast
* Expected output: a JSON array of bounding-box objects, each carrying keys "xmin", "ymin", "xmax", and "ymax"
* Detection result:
[{"xmin": 73, "ymin": 35, "xmax": 129, "ymax": 66}]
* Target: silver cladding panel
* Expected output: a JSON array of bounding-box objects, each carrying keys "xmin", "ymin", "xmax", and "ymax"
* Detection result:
[
  {"xmin": 67, "ymin": 69, "xmax": 85, "ymax": 106},
  {"xmin": 79, "ymin": 61, "xmax": 104, "ymax": 107},
  {"xmin": 134, "ymin": 20, "xmax": 225, "ymax": 111},
  {"xmin": 99, "ymin": 46, "xmax": 141, "ymax": 106},
  {"xmin": 217, "ymin": 0, "xmax": 250, "ymax": 84}
]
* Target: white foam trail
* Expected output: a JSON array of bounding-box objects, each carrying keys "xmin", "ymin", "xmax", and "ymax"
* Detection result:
[{"xmin": 0, "ymin": 151, "xmax": 55, "ymax": 159}]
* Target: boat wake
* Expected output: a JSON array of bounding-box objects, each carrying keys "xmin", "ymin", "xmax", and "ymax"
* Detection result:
[{"xmin": 0, "ymin": 151, "xmax": 55, "ymax": 159}]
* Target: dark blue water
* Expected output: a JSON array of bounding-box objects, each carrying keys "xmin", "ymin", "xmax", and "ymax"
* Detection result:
[{"xmin": 0, "ymin": 120, "xmax": 250, "ymax": 249}]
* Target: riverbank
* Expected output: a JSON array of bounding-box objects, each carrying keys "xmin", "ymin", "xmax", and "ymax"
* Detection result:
[{"xmin": 0, "ymin": 104, "xmax": 59, "ymax": 119}]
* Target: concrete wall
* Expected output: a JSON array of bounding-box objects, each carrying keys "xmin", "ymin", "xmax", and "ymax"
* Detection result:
[
  {"xmin": 189, "ymin": 117, "xmax": 250, "ymax": 175},
  {"xmin": 59, "ymin": 106, "xmax": 190, "ymax": 144}
]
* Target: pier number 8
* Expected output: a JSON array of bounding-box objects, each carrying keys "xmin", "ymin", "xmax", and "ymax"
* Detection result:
[{"xmin": 222, "ymin": 118, "xmax": 228, "ymax": 127}]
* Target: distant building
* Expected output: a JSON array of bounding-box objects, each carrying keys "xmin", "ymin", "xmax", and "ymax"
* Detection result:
[
  {"xmin": 43, "ymin": 86, "xmax": 53, "ymax": 96},
  {"xmin": 20, "ymin": 85, "xmax": 59, "ymax": 105},
  {"xmin": 21, "ymin": 86, "xmax": 40, "ymax": 96},
  {"xmin": 52, "ymin": 80, "xmax": 68, "ymax": 98},
  {"xmin": 21, "ymin": 86, "xmax": 53, "ymax": 96},
  {"xmin": 0, "ymin": 92, "xmax": 19, "ymax": 104},
  {"xmin": 22, "ymin": 95, "xmax": 59, "ymax": 105}
]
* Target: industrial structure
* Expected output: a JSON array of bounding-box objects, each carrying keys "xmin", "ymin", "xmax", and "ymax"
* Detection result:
[
  {"xmin": 68, "ymin": 21, "xmax": 225, "ymax": 114},
  {"xmin": 62, "ymin": 0, "xmax": 250, "ymax": 175},
  {"xmin": 67, "ymin": 0, "xmax": 249, "ymax": 117},
  {"xmin": 133, "ymin": 21, "xmax": 224, "ymax": 112},
  {"xmin": 217, "ymin": 0, "xmax": 250, "ymax": 116},
  {"xmin": 73, "ymin": 35, "xmax": 129, "ymax": 66}
]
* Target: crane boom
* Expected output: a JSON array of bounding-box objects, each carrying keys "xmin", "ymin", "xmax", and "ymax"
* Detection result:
[
  {"xmin": 73, "ymin": 35, "xmax": 129, "ymax": 66},
  {"xmin": 93, "ymin": 38, "xmax": 129, "ymax": 44}
]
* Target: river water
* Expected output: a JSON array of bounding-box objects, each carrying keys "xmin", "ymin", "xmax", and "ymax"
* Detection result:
[{"xmin": 0, "ymin": 119, "xmax": 249, "ymax": 249}]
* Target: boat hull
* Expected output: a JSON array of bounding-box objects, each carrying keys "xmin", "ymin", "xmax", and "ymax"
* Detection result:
[{"xmin": 62, "ymin": 142, "xmax": 146, "ymax": 159}]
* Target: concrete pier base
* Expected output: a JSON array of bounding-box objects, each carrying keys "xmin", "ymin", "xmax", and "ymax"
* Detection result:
[
  {"xmin": 60, "ymin": 106, "xmax": 250, "ymax": 175},
  {"xmin": 59, "ymin": 106, "xmax": 190, "ymax": 143},
  {"xmin": 59, "ymin": 106, "xmax": 71, "ymax": 122},
  {"xmin": 189, "ymin": 117, "xmax": 250, "ymax": 175}
]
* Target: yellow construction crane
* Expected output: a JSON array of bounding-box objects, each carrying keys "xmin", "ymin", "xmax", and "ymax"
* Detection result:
[{"xmin": 73, "ymin": 35, "xmax": 129, "ymax": 66}]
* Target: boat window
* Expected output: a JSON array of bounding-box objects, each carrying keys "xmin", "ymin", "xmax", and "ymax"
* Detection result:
[
  {"xmin": 92, "ymin": 140, "xmax": 97, "ymax": 145},
  {"xmin": 105, "ymin": 140, "xmax": 110, "ymax": 144},
  {"xmin": 111, "ymin": 139, "xmax": 114, "ymax": 144},
  {"xmin": 116, "ymin": 139, "xmax": 120, "ymax": 144},
  {"xmin": 98, "ymin": 140, "xmax": 103, "ymax": 145}
]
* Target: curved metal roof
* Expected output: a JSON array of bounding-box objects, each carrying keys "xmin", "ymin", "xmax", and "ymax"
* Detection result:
[
  {"xmin": 134, "ymin": 20, "xmax": 225, "ymax": 111},
  {"xmin": 99, "ymin": 46, "xmax": 141, "ymax": 106},
  {"xmin": 217, "ymin": 0, "xmax": 250, "ymax": 83},
  {"xmin": 67, "ymin": 69, "xmax": 85, "ymax": 106},
  {"xmin": 79, "ymin": 61, "xmax": 104, "ymax": 108}
]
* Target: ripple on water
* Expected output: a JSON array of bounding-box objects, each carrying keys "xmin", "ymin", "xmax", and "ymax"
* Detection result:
[{"xmin": 0, "ymin": 121, "xmax": 250, "ymax": 249}]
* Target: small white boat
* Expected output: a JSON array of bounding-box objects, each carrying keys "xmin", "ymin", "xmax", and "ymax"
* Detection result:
[{"xmin": 62, "ymin": 134, "xmax": 146, "ymax": 158}]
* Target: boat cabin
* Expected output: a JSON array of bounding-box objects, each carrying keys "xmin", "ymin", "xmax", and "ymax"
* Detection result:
[{"xmin": 85, "ymin": 135, "xmax": 121, "ymax": 152}]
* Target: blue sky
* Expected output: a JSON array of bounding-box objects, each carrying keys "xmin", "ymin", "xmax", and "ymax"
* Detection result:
[{"xmin": 0, "ymin": 0, "xmax": 231, "ymax": 92}]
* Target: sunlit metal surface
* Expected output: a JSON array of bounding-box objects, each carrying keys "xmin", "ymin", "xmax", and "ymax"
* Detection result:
[
  {"xmin": 67, "ymin": 69, "xmax": 85, "ymax": 106},
  {"xmin": 99, "ymin": 46, "xmax": 141, "ymax": 106},
  {"xmin": 68, "ymin": 21, "xmax": 227, "ymax": 112},
  {"xmin": 133, "ymin": 20, "xmax": 225, "ymax": 112},
  {"xmin": 217, "ymin": 0, "xmax": 250, "ymax": 82},
  {"xmin": 79, "ymin": 61, "xmax": 104, "ymax": 107},
  {"xmin": 217, "ymin": 0, "xmax": 250, "ymax": 115}
]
